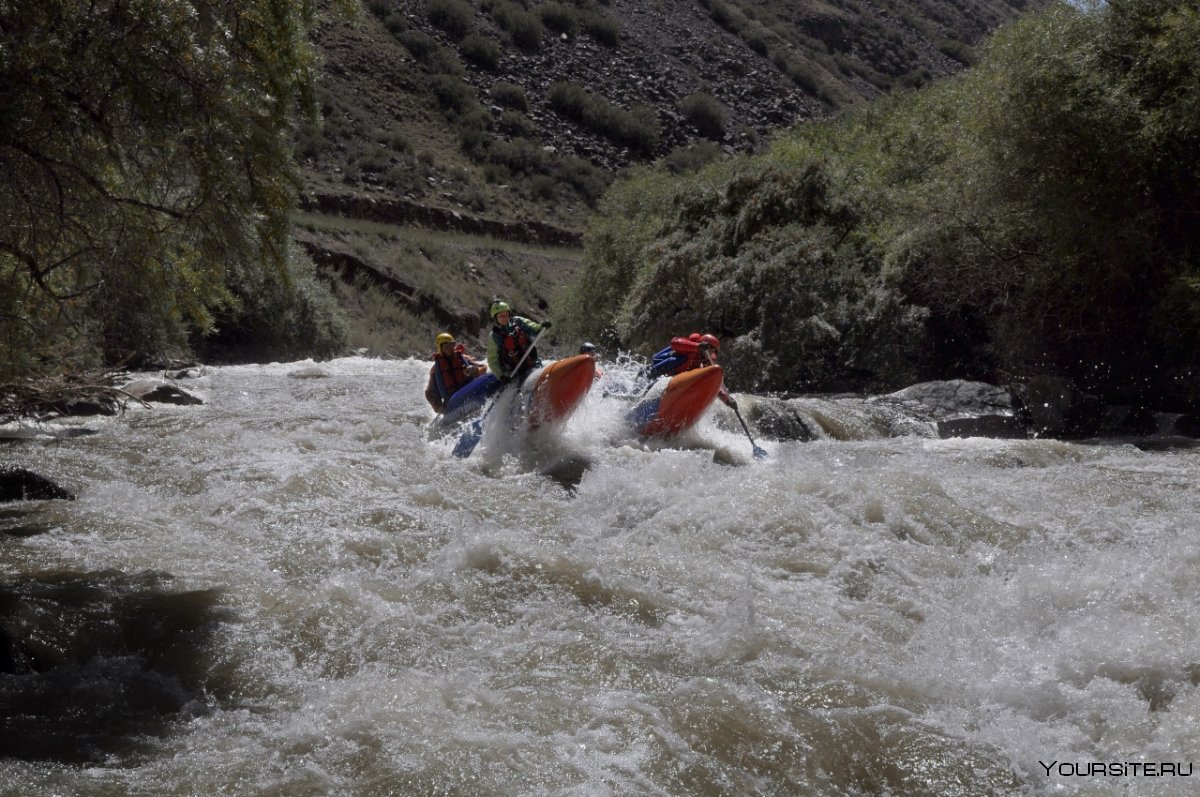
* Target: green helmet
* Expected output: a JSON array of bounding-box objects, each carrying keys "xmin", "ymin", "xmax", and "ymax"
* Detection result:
[{"xmin": 489, "ymin": 300, "xmax": 511, "ymax": 320}]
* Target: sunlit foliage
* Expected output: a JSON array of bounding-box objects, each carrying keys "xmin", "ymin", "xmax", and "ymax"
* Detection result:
[
  {"xmin": 0, "ymin": 0, "xmax": 344, "ymax": 376},
  {"xmin": 561, "ymin": 0, "xmax": 1200, "ymax": 404}
]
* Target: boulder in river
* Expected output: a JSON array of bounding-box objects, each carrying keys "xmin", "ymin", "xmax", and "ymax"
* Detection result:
[
  {"xmin": 121, "ymin": 380, "xmax": 204, "ymax": 406},
  {"xmin": 0, "ymin": 467, "xmax": 75, "ymax": 502}
]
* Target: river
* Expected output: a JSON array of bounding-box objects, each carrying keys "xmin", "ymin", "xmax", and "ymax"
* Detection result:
[{"xmin": 3, "ymin": 356, "xmax": 1199, "ymax": 796}]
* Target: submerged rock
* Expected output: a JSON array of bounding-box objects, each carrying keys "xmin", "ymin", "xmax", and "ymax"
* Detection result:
[
  {"xmin": 713, "ymin": 446, "xmax": 749, "ymax": 466},
  {"xmin": 937, "ymin": 415, "xmax": 1028, "ymax": 439},
  {"xmin": 0, "ymin": 467, "xmax": 75, "ymax": 502}
]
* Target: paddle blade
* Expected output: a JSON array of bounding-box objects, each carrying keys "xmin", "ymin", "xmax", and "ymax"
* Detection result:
[
  {"xmin": 752, "ymin": 445, "xmax": 768, "ymax": 460},
  {"xmin": 452, "ymin": 418, "xmax": 483, "ymax": 458}
]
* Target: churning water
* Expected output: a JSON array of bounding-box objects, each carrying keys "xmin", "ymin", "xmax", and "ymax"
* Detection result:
[{"xmin": 3, "ymin": 357, "xmax": 1199, "ymax": 796}]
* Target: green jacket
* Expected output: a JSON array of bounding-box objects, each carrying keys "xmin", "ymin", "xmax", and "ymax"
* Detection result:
[{"xmin": 487, "ymin": 316, "xmax": 543, "ymax": 379}]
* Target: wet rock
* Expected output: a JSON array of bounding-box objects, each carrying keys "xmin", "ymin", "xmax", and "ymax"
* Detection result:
[
  {"xmin": 0, "ymin": 467, "xmax": 75, "ymax": 502},
  {"xmin": 744, "ymin": 397, "xmax": 815, "ymax": 442},
  {"xmin": 48, "ymin": 396, "xmax": 120, "ymax": 417},
  {"xmin": 1102, "ymin": 405, "xmax": 1159, "ymax": 436},
  {"xmin": 877, "ymin": 380, "xmax": 1014, "ymax": 421},
  {"xmin": 1174, "ymin": 413, "xmax": 1200, "ymax": 438},
  {"xmin": 121, "ymin": 380, "xmax": 204, "ymax": 406},
  {"xmin": 1010, "ymin": 376, "xmax": 1103, "ymax": 438}
]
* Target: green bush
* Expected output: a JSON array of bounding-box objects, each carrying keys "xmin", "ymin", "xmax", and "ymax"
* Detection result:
[
  {"xmin": 497, "ymin": 109, "xmax": 537, "ymax": 137},
  {"xmin": 429, "ymin": 74, "xmax": 476, "ymax": 115},
  {"xmin": 382, "ymin": 12, "xmax": 408, "ymax": 35},
  {"xmin": 486, "ymin": 0, "xmax": 545, "ymax": 51},
  {"xmin": 581, "ymin": 11, "xmax": 620, "ymax": 47},
  {"xmin": 562, "ymin": 0, "xmax": 1200, "ymax": 403},
  {"xmin": 489, "ymin": 80, "xmax": 529, "ymax": 111},
  {"xmin": 194, "ymin": 244, "xmax": 348, "ymax": 364},
  {"xmin": 663, "ymin": 141, "xmax": 724, "ymax": 174},
  {"xmin": 398, "ymin": 29, "xmax": 434, "ymax": 58},
  {"xmin": 427, "ymin": 0, "xmax": 473, "ymax": 41},
  {"xmin": 460, "ymin": 34, "xmax": 502, "ymax": 70},
  {"xmin": 0, "ymin": 0, "xmax": 328, "ymax": 376},
  {"xmin": 678, "ymin": 92, "xmax": 726, "ymax": 139},
  {"xmin": 547, "ymin": 81, "xmax": 660, "ymax": 154},
  {"xmin": 538, "ymin": 2, "xmax": 579, "ymax": 36},
  {"xmin": 366, "ymin": 0, "xmax": 392, "ymax": 19},
  {"xmin": 486, "ymin": 137, "xmax": 546, "ymax": 175},
  {"xmin": 551, "ymin": 156, "xmax": 610, "ymax": 205}
]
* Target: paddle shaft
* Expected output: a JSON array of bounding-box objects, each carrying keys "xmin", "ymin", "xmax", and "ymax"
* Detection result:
[
  {"xmin": 732, "ymin": 404, "xmax": 768, "ymax": 458},
  {"xmin": 505, "ymin": 324, "xmax": 548, "ymax": 383}
]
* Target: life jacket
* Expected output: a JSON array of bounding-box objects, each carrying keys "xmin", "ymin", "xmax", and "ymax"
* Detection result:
[
  {"xmin": 432, "ymin": 351, "xmax": 476, "ymax": 400},
  {"xmin": 648, "ymin": 338, "xmax": 703, "ymax": 379},
  {"xmin": 491, "ymin": 322, "xmax": 537, "ymax": 376}
]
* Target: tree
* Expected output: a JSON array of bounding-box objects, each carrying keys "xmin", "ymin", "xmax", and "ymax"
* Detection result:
[{"xmin": 0, "ymin": 0, "xmax": 328, "ymax": 376}]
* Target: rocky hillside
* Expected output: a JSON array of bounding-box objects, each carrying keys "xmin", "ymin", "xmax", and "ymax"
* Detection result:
[{"xmin": 297, "ymin": 0, "xmax": 1043, "ymax": 355}]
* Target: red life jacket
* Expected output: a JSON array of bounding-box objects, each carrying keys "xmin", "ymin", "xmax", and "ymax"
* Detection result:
[
  {"xmin": 432, "ymin": 351, "xmax": 475, "ymax": 401},
  {"xmin": 492, "ymin": 323, "xmax": 534, "ymax": 374}
]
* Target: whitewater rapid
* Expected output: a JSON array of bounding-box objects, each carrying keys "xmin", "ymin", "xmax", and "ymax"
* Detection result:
[{"xmin": 2, "ymin": 356, "xmax": 1199, "ymax": 796}]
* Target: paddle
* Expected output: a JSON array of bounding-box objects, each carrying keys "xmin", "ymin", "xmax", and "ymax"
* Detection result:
[
  {"xmin": 452, "ymin": 325, "xmax": 548, "ymax": 458},
  {"xmin": 731, "ymin": 402, "xmax": 768, "ymax": 459}
]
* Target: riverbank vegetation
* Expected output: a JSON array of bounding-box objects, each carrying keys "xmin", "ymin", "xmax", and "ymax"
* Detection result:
[
  {"xmin": 0, "ymin": 0, "xmax": 347, "ymax": 383},
  {"xmin": 559, "ymin": 0, "xmax": 1200, "ymax": 408}
]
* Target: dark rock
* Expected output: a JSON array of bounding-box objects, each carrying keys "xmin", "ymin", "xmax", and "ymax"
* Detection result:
[
  {"xmin": 0, "ymin": 468, "xmax": 75, "ymax": 502},
  {"xmin": 1102, "ymin": 405, "xmax": 1159, "ymax": 436},
  {"xmin": 0, "ymin": 627, "xmax": 23, "ymax": 674},
  {"xmin": 49, "ymin": 396, "xmax": 120, "ymax": 417},
  {"xmin": 747, "ymin": 398, "xmax": 816, "ymax": 442},
  {"xmin": 1010, "ymin": 376, "xmax": 1103, "ymax": 438},
  {"xmin": 121, "ymin": 380, "xmax": 204, "ymax": 406},
  {"xmin": 1176, "ymin": 413, "xmax": 1200, "ymax": 438}
]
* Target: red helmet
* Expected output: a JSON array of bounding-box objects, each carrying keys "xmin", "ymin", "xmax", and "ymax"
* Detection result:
[
  {"xmin": 698, "ymin": 334, "xmax": 720, "ymax": 350},
  {"xmin": 688, "ymin": 332, "xmax": 702, "ymax": 342}
]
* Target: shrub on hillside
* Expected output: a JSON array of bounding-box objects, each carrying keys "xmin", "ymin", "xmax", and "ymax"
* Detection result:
[
  {"xmin": 489, "ymin": 81, "xmax": 528, "ymax": 111},
  {"xmin": 678, "ymin": 92, "xmax": 726, "ymax": 140},
  {"xmin": 551, "ymin": 156, "xmax": 610, "ymax": 205},
  {"xmin": 429, "ymin": 74, "xmax": 476, "ymax": 115},
  {"xmin": 555, "ymin": 166, "xmax": 695, "ymax": 347},
  {"xmin": 547, "ymin": 81, "xmax": 660, "ymax": 154},
  {"xmin": 486, "ymin": 137, "xmax": 547, "ymax": 176},
  {"xmin": 399, "ymin": 30, "xmax": 466, "ymax": 75},
  {"xmin": 615, "ymin": 160, "xmax": 928, "ymax": 392},
  {"xmin": 581, "ymin": 11, "xmax": 620, "ymax": 47},
  {"xmin": 484, "ymin": 0, "xmax": 544, "ymax": 51},
  {"xmin": 427, "ymin": 0, "xmax": 473, "ymax": 41},
  {"xmin": 497, "ymin": 109, "xmax": 537, "ymax": 137},
  {"xmin": 366, "ymin": 0, "xmax": 392, "ymax": 19},
  {"xmin": 664, "ymin": 141, "xmax": 723, "ymax": 174},
  {"xmin": 537, "ymin": 2, "xmax": 579, "ymax": 36},
  {"xmin": 460, "ymin": 34, "xmax": 502, "ymax": 70},
  {"xmin": 382, "ymin": 12, "xmax": 408, "ymax": 35},
  {"xmin": 397, "ymin": 29, "xmax": 436, "ymax": 59}
]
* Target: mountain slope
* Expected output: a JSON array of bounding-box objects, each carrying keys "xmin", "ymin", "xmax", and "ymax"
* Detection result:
[{"xmin": 297, "ymin": 0, "xmax": 1044, "ymax": 356}]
